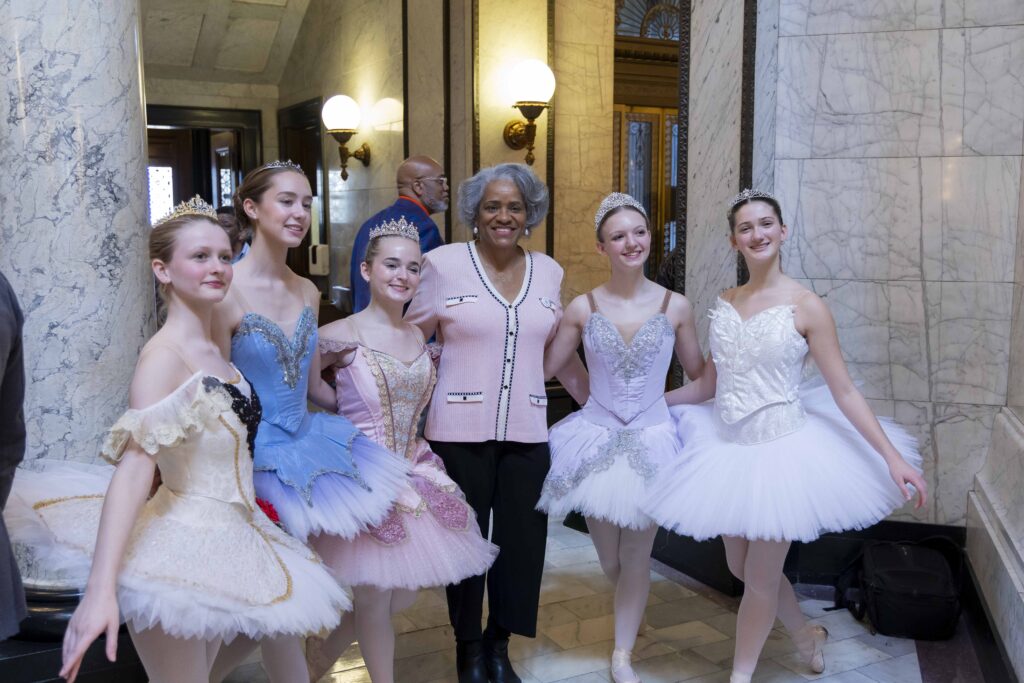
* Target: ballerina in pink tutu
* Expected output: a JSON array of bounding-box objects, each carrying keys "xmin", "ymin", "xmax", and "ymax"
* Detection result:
[{"xmin": 310, "ymin": 216, "xmax": 498, "ymax": 683}]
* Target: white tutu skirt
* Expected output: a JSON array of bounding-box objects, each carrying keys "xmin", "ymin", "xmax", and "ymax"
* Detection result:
[
  {"xmin": 537, "ymin": 412, "xmax": 683, "ymax": 530},
  {"xmin": 5, "ymin": 461, "xmax": 351, "ymax": 643},
  {"xmin": 643, "ymin": 383, "xmax": 922, "ymax": 543}
]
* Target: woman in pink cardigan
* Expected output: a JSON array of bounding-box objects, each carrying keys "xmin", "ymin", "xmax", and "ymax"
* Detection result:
[{"xmin": 406, "ymin": 163, "xmax": 585, "ymax": 683}]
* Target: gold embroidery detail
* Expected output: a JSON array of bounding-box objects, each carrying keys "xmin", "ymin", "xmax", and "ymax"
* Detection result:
[{"xmin": 33, "ymin": 494, "xmax": 104, "ymax": 510}]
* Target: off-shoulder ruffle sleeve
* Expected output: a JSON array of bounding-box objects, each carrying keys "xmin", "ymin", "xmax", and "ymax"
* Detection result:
[
  {"xmin": 318, "ymin": 338, "xmax": 360, "ymax": 355},
  {"xmin": 99, "ymin": 374, "xmax": 232, "ymax": 464}
]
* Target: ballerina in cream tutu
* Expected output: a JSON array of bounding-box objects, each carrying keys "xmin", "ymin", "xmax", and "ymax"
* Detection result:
[
  {"xmin": 537, "ymin": 193, "xmax": 706, "ymax": 683},
  {"xmin": 642, "ymin": 189, "xmax": 927, "ymax": 682},
  {"xmin": 5, "ymin": 199, "xmax": 350, "ymax": 683}
]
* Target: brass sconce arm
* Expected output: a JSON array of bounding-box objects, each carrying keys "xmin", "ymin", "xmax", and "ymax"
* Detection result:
[
  {"xmin": 503, "ymin": 102, "xmax": 549, "ymax": 166},
  {"xmin": 328, "ymin": 129, "xmax": 371, "ymax": 181}
]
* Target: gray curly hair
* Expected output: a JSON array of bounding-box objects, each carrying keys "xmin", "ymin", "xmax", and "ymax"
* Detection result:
[{"xmin": 456, "ymin": 163, "xmax": 549, "ymax": 231}]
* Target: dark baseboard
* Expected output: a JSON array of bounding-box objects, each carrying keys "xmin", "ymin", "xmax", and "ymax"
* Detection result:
[
  {"xmin": 0, "ymin": 631, "xmax": 145, "ymax": 683},
  {"xmin": 962, "ymin": 562, "xmax": 1019, "ymax": 683}
]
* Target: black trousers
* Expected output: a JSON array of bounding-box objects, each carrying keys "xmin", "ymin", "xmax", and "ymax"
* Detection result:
[{"xmin": 429, "ymin": 440, "xmax": 550, "ymax": 639}]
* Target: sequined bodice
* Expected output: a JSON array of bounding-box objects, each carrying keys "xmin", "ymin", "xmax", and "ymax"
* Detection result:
[
  {"xmin": 709, "ymin": 298, "xmax": 808, "ymax": 444},
  {"xmin": 334, "ymin": 347, "xmax": 434, "ymax": 461},
  {"xmin": 582, "ymin": 312, "xmax": 675, "ymax": 425},
  {"xmin": 231, "ymin": 307, "xmax": 316, "ymax": 433}
]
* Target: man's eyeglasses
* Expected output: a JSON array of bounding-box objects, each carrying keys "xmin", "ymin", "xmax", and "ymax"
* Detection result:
[{"xmin": 418, "ymin": 176, "xmax": 448, "ymax": 187}]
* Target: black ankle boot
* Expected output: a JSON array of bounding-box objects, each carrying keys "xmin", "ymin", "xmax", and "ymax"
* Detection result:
[
  {"xmin": 456, "ymin": 640, "xmax": 489, "ymax": 683},
  {"xmin": 483, "ymin": 637, "xmax": 521, "ymax": 683}
]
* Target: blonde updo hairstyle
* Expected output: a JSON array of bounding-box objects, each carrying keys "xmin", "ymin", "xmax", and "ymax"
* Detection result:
[{"xmin": 149, "ymin": 214, "xmax": 224, "ymax": 315}]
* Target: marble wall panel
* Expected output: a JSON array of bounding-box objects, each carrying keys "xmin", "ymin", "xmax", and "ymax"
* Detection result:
[
  {"xmin": 814, "ymin": 30, "xmax": 942, "ymax": 158},
  {"xmin": 775, "ymin": 35, "xmax": 826, "ymax": 160},
  {"xmin": 780, "ymin": 0, "xmax": 942, "ymax": 36},
  {"xmin": 685, "ymin": 0, "xmax": 745, "ymax": 342},
  {"xmin": 941, "ymin": 26, "xmax": 1024, "ymax": 157},
  {"xmin": 932, "ymin": 402, "xmax": 1000, "ymax": 525},
  {"xmin": 946, "ymin": 0, "xmax": 1024, "ymax": 28},
  {"xmin": 890, "ymin": 400, "xmax": 937, "ymax": 522},
  {"xmin": 754, "ymin": 0, "xmax": 780, "ymax": 191},
  {"xmin": 802, "ymin": 279, "xmax": 929, "ymax": 401},
  {"xmin": 976, "ymin": 410, "xmax": 1024, "ymax": 551},
  {"xmin": 920, "ymin": 156, "xmax": 1020, "ymax": 282},
  {"xmin": 553, "ymin": 0, "xmax": 614, "ymax": 302},
  {"xmin": 926, "ymin": 281, "xmax": 1013, "ymax": 405},
  {"xmin": 776, "ymin": 158, "xmax": 922, "ymax": 281},
  {"xmin": 406, "ymin": 0, "xmax": 446, "ymax": 165}
]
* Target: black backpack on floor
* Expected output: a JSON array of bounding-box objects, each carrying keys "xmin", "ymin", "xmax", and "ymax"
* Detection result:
[{"xmin": 833, "ymin": 537, "xmax": 963, "ymax": 640}]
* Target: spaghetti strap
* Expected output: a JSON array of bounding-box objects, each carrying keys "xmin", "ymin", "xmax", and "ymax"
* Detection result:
[
  {"xmin": 148, "ymin": 342, "xmax": 198, "ymax": 374},
  {"xmin": 586, "ymin": 292, "xmax": 598, "ymax": 313},
  {"xmin": 659, "ymin": 289, "xmax": 672, "ymax": 314}
]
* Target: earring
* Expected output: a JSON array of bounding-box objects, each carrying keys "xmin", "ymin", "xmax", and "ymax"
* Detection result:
[
  {"xmin": 472, "ymin": 225, "xmax": 479, "ymax": 236},
  {"xmin": 524, "ymin": 227, "xmax": 532, "ymax": 238}
]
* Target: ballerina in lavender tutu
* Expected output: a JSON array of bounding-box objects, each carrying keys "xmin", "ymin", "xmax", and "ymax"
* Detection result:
[
  {"xmin": 643, "ymin": 189, "xmax": 927, "ymax": 682},
  {"xmin": 537, "ymin": 192, "xmax": 706, "ymax": 683}
]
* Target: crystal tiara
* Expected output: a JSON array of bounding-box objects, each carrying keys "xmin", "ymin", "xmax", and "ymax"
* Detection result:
[
  {"xmin": 728, "ymin": 188, "xmax": 777, "ymax": 209},
  {"xmin": 153, "ymin": 195, "xmax": 218, "ymax": 227},
  {"xmin": 594, "ymin": 192, "xmax": 647, "ymax": 232},
  {"xmin": 368, "ymin": 216, "xmax": 419, "ymax": 242},
  {"xmin": 258, "ymin": 159, "xmax": 304, "ymax": 173}
]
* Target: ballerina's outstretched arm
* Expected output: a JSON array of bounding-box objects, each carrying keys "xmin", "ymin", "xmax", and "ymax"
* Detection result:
[
  {"xmin": 60, "ymin": 348, "xmax": 189, "ymax": 683},
  {"xmin": 796, "ymin": 291, "xmax": 928, "ymax": 509}
]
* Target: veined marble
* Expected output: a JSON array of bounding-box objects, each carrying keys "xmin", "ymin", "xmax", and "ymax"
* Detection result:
[
  {"xmin": 753, "ymin": 0, "xmax": 779, "ymax": 191},
  {"xmin": 0, "ymin": 0, "xmax": 152, "ymax": 462},
  {"xmin": 921, "ymin": 156, "xmax": 1020, "ymax": 283},
  {"xmin": 777, "ymin": 158, "xmax": 922, "ymax": 281},
  {"xmin": 946, "ymin": 0, "xmax": 1024, "ymax": 28},
  {"xmin": 780, "ymin": 0, "xmax": 942, "ymax": 36},
  {"xmin": 941, "ymin": 26, "xmax": 1024, "ymax": 157}
]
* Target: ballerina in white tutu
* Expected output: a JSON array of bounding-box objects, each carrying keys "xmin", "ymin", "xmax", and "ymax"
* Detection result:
[
  {"xmin": 642, "ymin": 189, "xmax": 927, "ymax": 682},
  {"xmin": 537, "ymin": 193, "xmax": 705, "ymax": 683},
  {"xmin": 5, "ymin": 199, "xmax": 350, "ymax": 683}
]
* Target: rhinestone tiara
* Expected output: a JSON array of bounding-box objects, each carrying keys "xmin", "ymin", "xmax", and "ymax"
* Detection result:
[
  {"xmin": 258, "ymin": 159, "xmax": 304, "ymax": 173},
  {"xmin": 368, "ymin": 215, "xmax": 419, "ymax": 242},
  {"xmin": 153, "ymin": 195, "xmax": 218, "ymax": 227},
  {"xmin": 594, "ymin": 192, "xmax": 647, "ymax": 232},
  {"xmin": 728, "ymin": 188, "xmax": 777, "ymax": 211}
]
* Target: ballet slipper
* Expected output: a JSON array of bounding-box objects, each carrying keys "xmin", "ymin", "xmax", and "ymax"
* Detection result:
[
  {"xmin": 611, "ymin": 648, "xmax": 641, "ymax": 683},
  {"xmin": 729, "ymin": 673, "xmax": 752, "ymax": 683},
  {"xmin": 795, "ymin": 623, "xmax": 828, "ymax": 674}
]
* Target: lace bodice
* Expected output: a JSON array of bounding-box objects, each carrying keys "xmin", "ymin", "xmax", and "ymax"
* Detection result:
[
  {"xmin": 709, "ymin": 298, "xmax": 808, "ymax": 444},
  {"xmin": 231, "ymin": 307, "xmax": 317, "ymax": 433},
  {"xmin": 101, "ymin": 373, "xmax": 262, "ymax": 509},
  {"xmin": 324, "ymin": 340, "xmax": 435, "ymax": 461},
  {"xmin": 582, "ymin": 310, "xmax": 675, "ymax": 426}
]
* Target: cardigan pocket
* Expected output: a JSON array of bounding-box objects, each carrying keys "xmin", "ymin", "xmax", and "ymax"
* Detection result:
[
  {"xmin": 529, "ymin": 393, "xmax": 548, "ymax": 407},
  {"xmin": 445, "ymin": 294, "xmax": 478, "ymax": 307},
  {"xmin": 447, "ymin": 391, "xmax": 483, "ymax": 403}
]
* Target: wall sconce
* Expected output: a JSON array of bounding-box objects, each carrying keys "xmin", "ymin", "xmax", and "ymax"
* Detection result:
[
  {"xmin": 322, "ymin": 95, "xmax": 371, "ymax": 181},
  {"xmin": 502, "ymin": 59, "xmax": 556, "ymax": 165}
]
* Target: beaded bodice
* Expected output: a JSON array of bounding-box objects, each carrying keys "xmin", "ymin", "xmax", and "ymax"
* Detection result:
[
  {"xmin": 231, "ymin": 307, "xmax": 317, "ymax": 433},
  {"xmin": 330, "ymin": 343, "xmax": 434, "ymax": 462},
  {"xmin": 709, "ymin": 298, "xmax": 808, "ymax": 444},
  {"xmin": 582, "ymin": 311, "xmax": 675, "ymax": 425}
]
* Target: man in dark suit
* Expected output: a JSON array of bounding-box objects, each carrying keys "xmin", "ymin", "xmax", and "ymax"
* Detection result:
[
  {"xmin": 0, "ymin": 270, "xmax": 26, "ymax": 639},
  {"xmin": 349, "ymin": 156, "xmax": 448, "ymax": 312}
]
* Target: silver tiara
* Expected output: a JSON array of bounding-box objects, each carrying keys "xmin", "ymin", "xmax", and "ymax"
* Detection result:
[
  {"xmin": 154, "ymin": 195, "xmax": 218, "ymax": 227},
  {"xmin": 594, "ymin": 192, "xmax": 647, "ymax": 232},
  {"xmin": 368, "ymin": 216, "xmax": 419, "ymax": 242},
  {"xmin": 258, "ymin": 159, "xmax": 304, "ymax": 173},
  {"xmin": 728, "ymin": 188, "xmax": 777, "ymax": 210}
]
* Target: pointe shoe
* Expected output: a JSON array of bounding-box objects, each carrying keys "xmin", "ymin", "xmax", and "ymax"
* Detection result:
[
  {"xmin": 611, "ymin": 648, "xmax": 641, "ymax": 683},
  {"xmin": 729, "ymin": 673, "xmax": 752, "ymax": 683},
  {"xmin": 305, "ymin": 635, "xmax": 334, "ymax": 683},
  {"xmin": 797, "ymin": 624, "xmax": 829, "ymax": 674}
]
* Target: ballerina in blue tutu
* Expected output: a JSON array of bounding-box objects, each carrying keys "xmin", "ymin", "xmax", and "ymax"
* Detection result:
[{"xmin": 208, "ymin": 161, "xmax": 409, "ymax": 680}]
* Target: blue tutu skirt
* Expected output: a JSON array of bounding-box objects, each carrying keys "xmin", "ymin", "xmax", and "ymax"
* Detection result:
[{"xmin": 253, "ymin": 412, "xmax": 410, "ymax": 541}]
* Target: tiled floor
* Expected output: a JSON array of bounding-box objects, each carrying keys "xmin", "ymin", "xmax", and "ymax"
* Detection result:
[{"xmin": 227, "ymin": 518, "xmax": 924, "ymax": 683}]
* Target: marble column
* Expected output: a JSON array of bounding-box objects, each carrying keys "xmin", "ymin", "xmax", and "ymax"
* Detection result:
[{"xmin": 0, "ymin": 0, "xmax": 153, "ymax": 463}]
